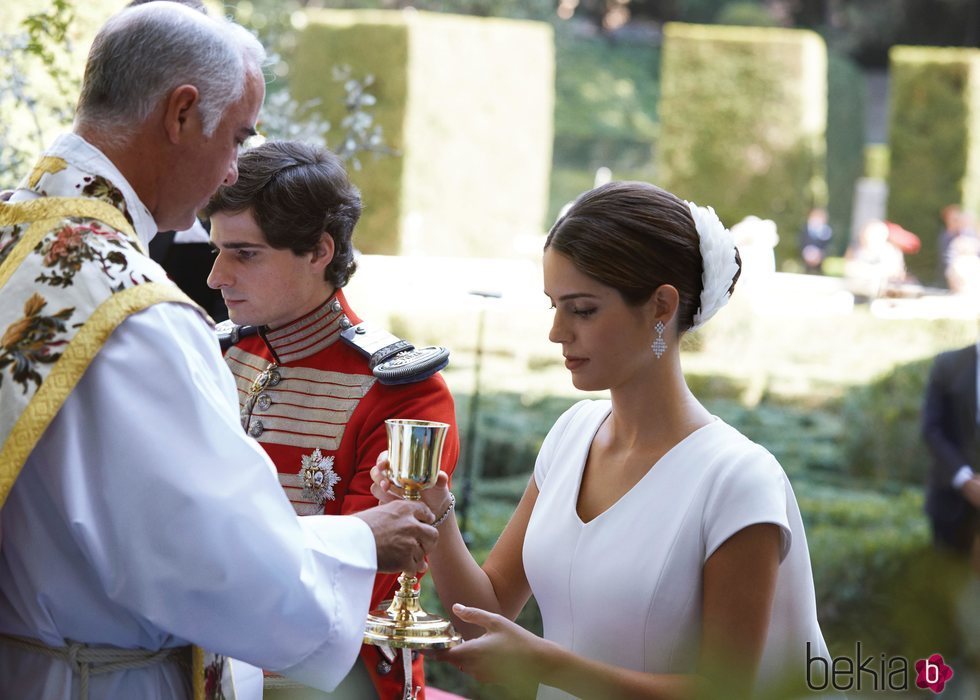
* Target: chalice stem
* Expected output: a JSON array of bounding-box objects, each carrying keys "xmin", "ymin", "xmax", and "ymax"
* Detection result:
[{"xmin": 388, "ymin": 572, "xmax": 423, "ymax": 622}]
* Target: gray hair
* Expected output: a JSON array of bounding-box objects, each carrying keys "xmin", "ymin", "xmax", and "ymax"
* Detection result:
[{"xmin": 75, "ymin": 2, "xmax": 266, "ymax": 141}]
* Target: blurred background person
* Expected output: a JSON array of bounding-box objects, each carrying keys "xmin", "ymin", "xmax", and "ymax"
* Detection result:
[
  {"xmin": 922, "ymin": 334, "xmax": 980, "ymax": 569},
  {"xmin": 939, "ymin": 205, "xmax": 978, "ymax": 289},
  {"xmin": 799, "ymin": 206, "xmax": 833, "ymax": 274},
  {"xmin": 938, "ymin": 205, "xmax": 980, "ymax": 296},
  {"xmin": 844, "ymin": 219, "xmax": 907, "ymax": 300}
]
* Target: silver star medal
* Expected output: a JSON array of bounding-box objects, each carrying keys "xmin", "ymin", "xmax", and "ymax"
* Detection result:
[{"xmin": 301, "ymin": 448, "xmax": 341, "ymax": 505}]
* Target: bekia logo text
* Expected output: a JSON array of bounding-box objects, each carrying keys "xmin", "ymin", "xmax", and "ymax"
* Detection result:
[{"xmin": 806, "ymin": 643, "xmax": 954, "ymax": 693}]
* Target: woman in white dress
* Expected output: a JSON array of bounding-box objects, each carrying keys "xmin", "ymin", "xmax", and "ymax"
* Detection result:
[{"xmin": 372, "ymin": 182, "xmax": 832, "ymax": 699}]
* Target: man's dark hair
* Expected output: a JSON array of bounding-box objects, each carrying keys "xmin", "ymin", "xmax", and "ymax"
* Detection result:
[{"xmin": 205, "ymin": 140, "xmax": 362, "ymax": 288}]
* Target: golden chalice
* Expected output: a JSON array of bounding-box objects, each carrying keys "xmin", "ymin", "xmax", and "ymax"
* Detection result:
[{"xmin": 363, "ymin": 419, "xmax": 462, "ymax": 649}]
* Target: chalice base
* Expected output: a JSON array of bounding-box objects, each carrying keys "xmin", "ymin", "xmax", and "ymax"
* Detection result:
[{"xmin": 364, "ymin": 600, "xmax": 462, "ymax": 649}]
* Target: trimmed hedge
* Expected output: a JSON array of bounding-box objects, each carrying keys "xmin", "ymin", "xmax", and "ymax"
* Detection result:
[
  {"xmin": 887, "ymin": 45, "xmax": 980, "ymax": 285},
  {"xmin": 657, "ymin": 22, "xmax": 827, "ymax": 265},
  {"xmin": 290, "ymin": 9, "xmax": 554, "ymax": 257},
  {"xmin": 548, "ymin": 32, "xmax": 661, "ymax": 224},
  {"xmin": 289, "ymin": 16, "xmax": 409, "ymax": 254},
  {"xmin": 826, "ymin": 51, "xmax": 866, "ymax": 256},
  {"xmin": 552, "ymin": 32, "xmax": 659, "ymax": 146}
]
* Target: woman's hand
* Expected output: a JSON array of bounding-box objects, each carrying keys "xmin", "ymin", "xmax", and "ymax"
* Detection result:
[
  {"xmin": 427, "ymin": 604, "xmax": 555, "ymax": 695},
  {"xmin": 370, "ymin": 451, "xmax": 454, "ymax": 522}
]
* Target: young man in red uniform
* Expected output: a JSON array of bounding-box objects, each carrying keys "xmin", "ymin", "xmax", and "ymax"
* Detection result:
[{"xmin": 205, "ymin": 140, "xmax": 460, "ymax": 699}]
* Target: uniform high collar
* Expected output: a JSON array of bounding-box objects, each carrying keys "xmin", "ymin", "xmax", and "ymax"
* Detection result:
[{"xmin": 261, "ymin": 289, "xmax": 358, "ymax": 364}]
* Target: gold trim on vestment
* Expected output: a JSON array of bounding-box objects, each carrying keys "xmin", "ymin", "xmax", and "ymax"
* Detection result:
[
  {"xmin": 192, "ymin": 646, "xmax": 205, "ymax": 700},
  {"xmin": 0, "ymin": 197, "xmax": 142, "ymax": 293},
  {"xmin": 0, "ymin": 283, "xmax": 190, "ymax": 508}
]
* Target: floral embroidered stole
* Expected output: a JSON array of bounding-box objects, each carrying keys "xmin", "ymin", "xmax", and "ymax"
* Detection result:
[{"xmin": 0, "ymin": 196, "xmax": 196, "ymax": 504}]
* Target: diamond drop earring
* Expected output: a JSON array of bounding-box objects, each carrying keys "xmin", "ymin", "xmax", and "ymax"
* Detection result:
[{"xmin": 651, "ymin": 321, "xmax": 667, "ymax": 359}]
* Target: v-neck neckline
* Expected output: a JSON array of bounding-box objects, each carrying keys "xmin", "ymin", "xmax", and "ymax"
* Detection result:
[{"xmin": 572, "ymin": 406, "xmax": 719, "ymax": 526}]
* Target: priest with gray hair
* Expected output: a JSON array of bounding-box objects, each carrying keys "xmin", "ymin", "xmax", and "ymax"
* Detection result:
[{"xmin": 0, "ymin": 4, "xmax": 439, "ymax": 699}]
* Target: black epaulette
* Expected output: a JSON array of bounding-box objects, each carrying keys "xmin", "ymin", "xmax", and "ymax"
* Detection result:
[
  {"xmin": 215, "ymin": 319, "xmax": 260, "ymax": 351},
  {"xmin": 341, "ymin": 321, "xmax": 449, "ymax": 385}
]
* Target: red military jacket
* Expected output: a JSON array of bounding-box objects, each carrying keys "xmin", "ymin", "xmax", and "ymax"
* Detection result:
[{"xmin": 224, "ymin": 289, "xmax": 459, "ymax": 699}]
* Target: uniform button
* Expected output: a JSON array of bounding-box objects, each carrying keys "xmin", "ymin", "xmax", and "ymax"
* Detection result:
[
  {"xmin": 331, "ymin": 299, "xmax": 343, "ymax": 313},
  {"xmin": 267, "ymin": 371, "xmax": 281, "ymax": 386},
  {"xmin": 376, "ymin": 659, "xmax": 392, "ymax": 675},
  {"xmin": 339, "ymin": 315, "xmax": 352, "ymax": 330},
  {"xmin": 248, "ymin": 420, "xmax": 264, "ymax": 437},
  {"xmin": 256, "ymin": 394, "xmax": 272, "ymax": 411}
]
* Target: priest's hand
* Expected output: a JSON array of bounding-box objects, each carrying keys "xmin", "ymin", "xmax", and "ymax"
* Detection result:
[{"xmin": 354, "ymin": 500, "xmax": 437, "ymax": 573}]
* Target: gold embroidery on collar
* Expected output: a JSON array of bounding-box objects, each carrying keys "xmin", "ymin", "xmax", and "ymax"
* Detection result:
[{"xmin": 27, "ymin": 156, "xmax": 69, "ymax": 189}]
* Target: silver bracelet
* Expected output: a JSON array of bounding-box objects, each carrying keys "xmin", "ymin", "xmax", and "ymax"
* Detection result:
[{"xmin": 432, "ymin": 491, "xmax": 455, "ymax": 527}]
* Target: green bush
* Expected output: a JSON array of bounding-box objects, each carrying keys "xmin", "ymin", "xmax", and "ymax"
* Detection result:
[
  {"xmin": 800, "ymin": 485, "xmax": 971, "ymax": 660},
  {"xmin": 547, "ymin": 166, "xmax": 596, "ymax": 226},
  {"xmin": 288, "ymin": 15, "xmax": 409, "ymax": 254},
  {"xmin": 454, "ymin": 392, "xmax": 576, "ymax": 480},
  {"xmin": 0, "ymin": 1, "xmax": 122, "ymax": 187},
  {"xmin": 887, "ymin": 45, "xmax": 980, "ymax": 285},
  {"xmin": 706, "ymin": 397, "xmax": 848, "ymax": 482},
  {"xmin": 840, "ymin": 357, "xmax": 932, "ymax": 485},
  {"xmin": 657, "ymin": 22, "xmax": 827, "ymax": 266},
  {"xmin": 290, "ymin": 9, "xmax": 554, "ymax": 256},
  {"xmin": 715, "ymin": 2, "xmax": 778, "ymax": 27}
]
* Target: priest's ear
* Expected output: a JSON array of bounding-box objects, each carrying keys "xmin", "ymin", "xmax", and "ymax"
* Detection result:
[{"xmin": 162, "ymin": 84, "xmax": 201, "ymax": 144}]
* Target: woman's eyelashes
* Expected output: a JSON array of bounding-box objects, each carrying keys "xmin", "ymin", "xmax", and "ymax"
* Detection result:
[{"xmin": 549, "ymin": 302, "xmax": 598, "ymax": 318}]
